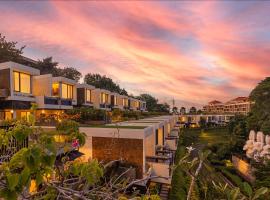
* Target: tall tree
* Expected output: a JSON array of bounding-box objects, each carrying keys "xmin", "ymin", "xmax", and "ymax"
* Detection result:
[
  {"xmin": 172, "ymin": 106, "xmax": 178, "ymax": 114},
  {"xmin": 156, "ymin": 103, "xmax": 170, "ymax": 113},
  {"xmin": 35, "ymin": 57, "xmax": 59, "ymax": 75},
  {"xmin": 0, "ymin": 33, "xmax": 25, "ymax": 63},
  {"xmin": 189, "ymin": 107, "xmax": 197, "ymax": 114},
  {"xmin": 84, "ymin": 73, "xmax": 128, "ymax": 95},
  {"xmin": 180, "ymin": 107, "xmax": 186, "ymax": 115},
  {"xmin": 248, "ymin": 77, "xmax": 270, "ymax": 133},
  {"xmin": 58, "ymin": 67, "xmax": 82, "ymax": 82},
  {"xmin": 138, "ymin": 94, "xmax": 158, "ymax": 112},
  {"xmin": 35, "ymin": 57, "xmax": 81, "ymax": 82}
]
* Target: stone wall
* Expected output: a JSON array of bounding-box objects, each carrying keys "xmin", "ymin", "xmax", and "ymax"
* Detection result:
[{"xmin": 92, "ymin": 137, "xmax": 144, "ymax": 178}]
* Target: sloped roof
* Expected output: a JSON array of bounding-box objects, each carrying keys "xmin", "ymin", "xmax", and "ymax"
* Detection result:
[
  {"xmin": 209, "ymin": 100, "xmax": 222, "ymax": 104},
  {"xmin": 226, "ymin": 96, "xmax": 249, "ymax": 104}
]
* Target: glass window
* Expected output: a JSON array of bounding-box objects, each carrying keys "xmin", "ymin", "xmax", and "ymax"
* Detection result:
[
  {"xmin": 61, "ymin": 83, "xmax": 73, "ymax": 99},
  {"xmin": 5, "ymin": 112, "xmax": 12, "ymax": 120},
  {"xmin": 20, "ymin": 73, "xmax": 31, "ymax": 93},
  {"xmin": 114, "ymin": 96, "xmax": 117, "ymax": 105},
  {"xmin": 14, "ymin": 72, "xmax": 20, "ymax": 92},
  {"xmin": 100, "ymin": 93, "xmax": 105, "ymax": 103},
  {"xmin": 105, "ymin": 94, "xmax": 109, "ymax": 103},
  {"xmin": 86, "ymin": 89, "xmax": 91, "ymax": 102},
  {"xmin": 13, "ymin": 71, "xmax": 31, "ymax": 93},
  {"xmin": 62, "ymin": 83, "xmax": 68, "ymax": 99},
  {"xmin": 52, "ymin": 83, "xmax": 60, "ymax": 96},
  {"xmin": 21, "ymin": 111, "xmax": 31, "ymax": 121},
  {"xmin": 68, "ymin": 85, "xmax": 73, "ymax": 99}
]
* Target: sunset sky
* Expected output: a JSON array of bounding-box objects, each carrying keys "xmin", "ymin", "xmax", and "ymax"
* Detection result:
[{"xmin": 0, "ymin": 1, "xmax": 269, "ymax": 108}]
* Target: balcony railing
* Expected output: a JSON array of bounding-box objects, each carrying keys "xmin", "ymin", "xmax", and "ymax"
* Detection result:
[
  {"xmin": 44, "ymin": 96, "xmax": 72, "ymax": 106},
  {"xmin": 100, "ymin": 103, "xmax": 111, "ymax": 109}
]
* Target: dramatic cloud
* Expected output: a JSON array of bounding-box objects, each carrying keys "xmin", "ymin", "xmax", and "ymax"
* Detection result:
[{"xmin": 0, "ymin": 1, "xmax": 269, "ymax": 108}]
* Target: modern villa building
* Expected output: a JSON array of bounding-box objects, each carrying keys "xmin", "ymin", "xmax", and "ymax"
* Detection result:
[
  {"xmin": 0, "ymin": 61, "xmax": 147, "ymax": 120},
  {"xmin": 33, "ymin": 74, "xmax": 78, "ymax": 117},
  {"xmin": 78, "ymin": 115, "xmax": 179, "ymax": 181},
  {"xmin": 77, "ymin": 83, "xmax": 95, "ymax": 107},
  {"xmin": 0, "ymin": 61, "xmax": 39, "ymax": 120}
]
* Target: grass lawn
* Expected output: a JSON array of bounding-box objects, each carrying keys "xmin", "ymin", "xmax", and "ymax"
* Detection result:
[
  {"xmin": 79, "ymin": 124, "xmax": 147, "ymax": 129},
  {"xmin": 199, "ymin": 128, "xmax": 231, "ymax": 145},
  {"xmin": 183, "ymin": 127, "xmax": 231, "ymax": 147}
]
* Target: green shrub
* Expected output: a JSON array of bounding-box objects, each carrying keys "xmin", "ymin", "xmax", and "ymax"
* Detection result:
[
  {"xmin": 65, "ymin": 107, "xmax": 106, "ymax": 122},
  {"xmin": 56, "ymin": 120, "xmax": 79, "ymax": 134},
  {"xmin": 169, "ymin": 166, "xmax": 187, "ymax": 200}
]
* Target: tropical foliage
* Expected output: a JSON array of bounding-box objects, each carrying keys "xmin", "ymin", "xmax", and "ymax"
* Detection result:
[
  {"xmin": 248, "ymin": 77, "xmax": 270, "ymax": 133},
  {"xmin": 0, "ymin": 120, "xmax": 160, "ymax": 200},
  {"xmin": 84, "ymin": 73, "xmax": 128, "ymax": 95}
]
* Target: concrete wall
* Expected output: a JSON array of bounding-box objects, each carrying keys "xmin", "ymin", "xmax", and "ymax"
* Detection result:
[
  {"xmin": 33, "ymin": 75, "xmax": 52, "ymax": 96},
  {"xmin": 145, "ymin": 131, "xmax": 155, "ymax": 157},
  {"xmin": 0, "ymin": 69, "xmax": 10, "ymax": 91}
]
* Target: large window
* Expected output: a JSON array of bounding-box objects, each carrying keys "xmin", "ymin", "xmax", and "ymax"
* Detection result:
[
  {"xmin": 62, "ymin": 83, "xmax": 73, "ymax": 99},
  {"xmin": 114, "ymin": 96, "xmax": 117, "ymax": 105},
  {"xmin": 0, "ymin": 111, "xmax": 12, "ymax": 120},
  {"xmin": 100, "ymin": 92, "xmax": 109, "ymax": 104},
  {"xmin": 123, "ymin": 98, "xmax": 128, "ymax": 106},
  {"xmin": 21, "ymin": 111, "xmax": 31, "ymax": 121},
  {"xmin": 86, "ymin": 89, "xmax": 92, "ymax": 102},
  {"xmin": 13, "ymin": 71, "xmax": 31, "ymax": 94},
  {"xmin": 52, "ymin": 83, "xmax": 60, "ymax": 96}
]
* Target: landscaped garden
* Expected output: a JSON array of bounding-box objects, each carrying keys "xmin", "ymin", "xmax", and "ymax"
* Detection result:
[{"xmin": 169, "ymin": 126, "xmax": 269, "ymax": 200}]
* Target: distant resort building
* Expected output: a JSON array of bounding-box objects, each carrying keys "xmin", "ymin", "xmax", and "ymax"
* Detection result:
[{"xmin": 203, "ymin": 97, "xmax": 253, "ymax": 115}]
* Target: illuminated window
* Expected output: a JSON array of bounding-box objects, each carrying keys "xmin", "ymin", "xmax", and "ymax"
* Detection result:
[
  {"xmin": 13, "ymin": 71, "xmax": 31, "ymax": 93},
  {"xmin": 5, "ymin": 112, "xmax": 12, "ymax": 120},
  {"xmin": 52, "ymin": 83, "xmax": 60, "ymax": 96},
  {"xmin": 0, "ymin": 112, "xmax": 11, "ymax": 120},
  {"xmin": 114, "ymin": 96, "xmax": 117, "ymax": 105},
  {"xmin": 61, "ymin": 83, "xmax": 73, "ymax": 99},
  {"xmin": 123, "ymin": 98, "xmax": 128, "ymax": 106},
  {"xmin": 86, "ymin": 89, "xmax": 92, "ymax": 102},
  {"xmin": 21, "ymin": 111, "xmax": 31, "ymax": 121},
  {"xmin": 14, "ymin": 72, "xmax": 20, "ymax": 92},
  {"xmin": 100, "ymin": 92, "xmax": 109, "ymax": 104}
]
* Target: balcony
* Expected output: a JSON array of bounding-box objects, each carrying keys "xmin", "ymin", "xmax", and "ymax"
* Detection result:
[
  {"xmin": 44, "ymin": 96, "xmax": 72, "ymax": 106},
  {"xmin": 36, "ymin": 96, "xmax": 73, "ymax": 109},
  {"xmin": 123, "ymin": 106, "xmax": 130, "ymax": 110},
  {"xmin": 100, "ymin": 103, "xmax": 111, "ymax": 109}
]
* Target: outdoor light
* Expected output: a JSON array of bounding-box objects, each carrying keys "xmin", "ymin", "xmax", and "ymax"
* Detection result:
[
  {"xmin": 10, "ymin": 110, "xmax": 14, "ymax": 114},
  {"xmin": 41, "ymin": 110, "xmax": 45, "ymax": 114}
]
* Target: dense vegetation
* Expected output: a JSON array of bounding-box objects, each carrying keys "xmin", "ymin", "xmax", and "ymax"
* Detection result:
[
  {"xmin": 169, "ymin": 127, "xmax": 269, "ymax": 200},
  {"xmin": 0, "ymin": 119, "xmax": 161, "ymax": 200},
  {"xmin": 248, "ymin": 77, "xmax": 270, "ymax": 133}
]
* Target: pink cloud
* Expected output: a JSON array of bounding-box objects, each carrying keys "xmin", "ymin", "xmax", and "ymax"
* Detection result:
[{"xmin": 0, "ymin": 1, "xmax": 269, "ymax": 108}]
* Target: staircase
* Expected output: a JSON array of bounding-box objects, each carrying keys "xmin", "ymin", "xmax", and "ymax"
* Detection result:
[{"xmin": 159, "ymin": 184, "xmax": 170, "ymax": 200}]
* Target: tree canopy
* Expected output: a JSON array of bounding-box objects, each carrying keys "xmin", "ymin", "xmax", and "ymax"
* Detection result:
[
  {"xmin": 0, "ymin": 33, "xmax": 25, "ymax": 63},
  {"xmin": 138, "ymin": 94, "xmax": 170, "ymax": 113},
  {"xmin": 35, "ymin": 57, "xmax": 82, "ymax": 82},
  {"xmin": 84, "ymin": 73, "xmax": 128, "ymax": 95},
  {"xmin": 189, "ymin": 107, "xmax": 197, "ymax": 114},
  {"xmin": 248, "ymin": 77, "xmax": 270, "ymax": 133}
]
